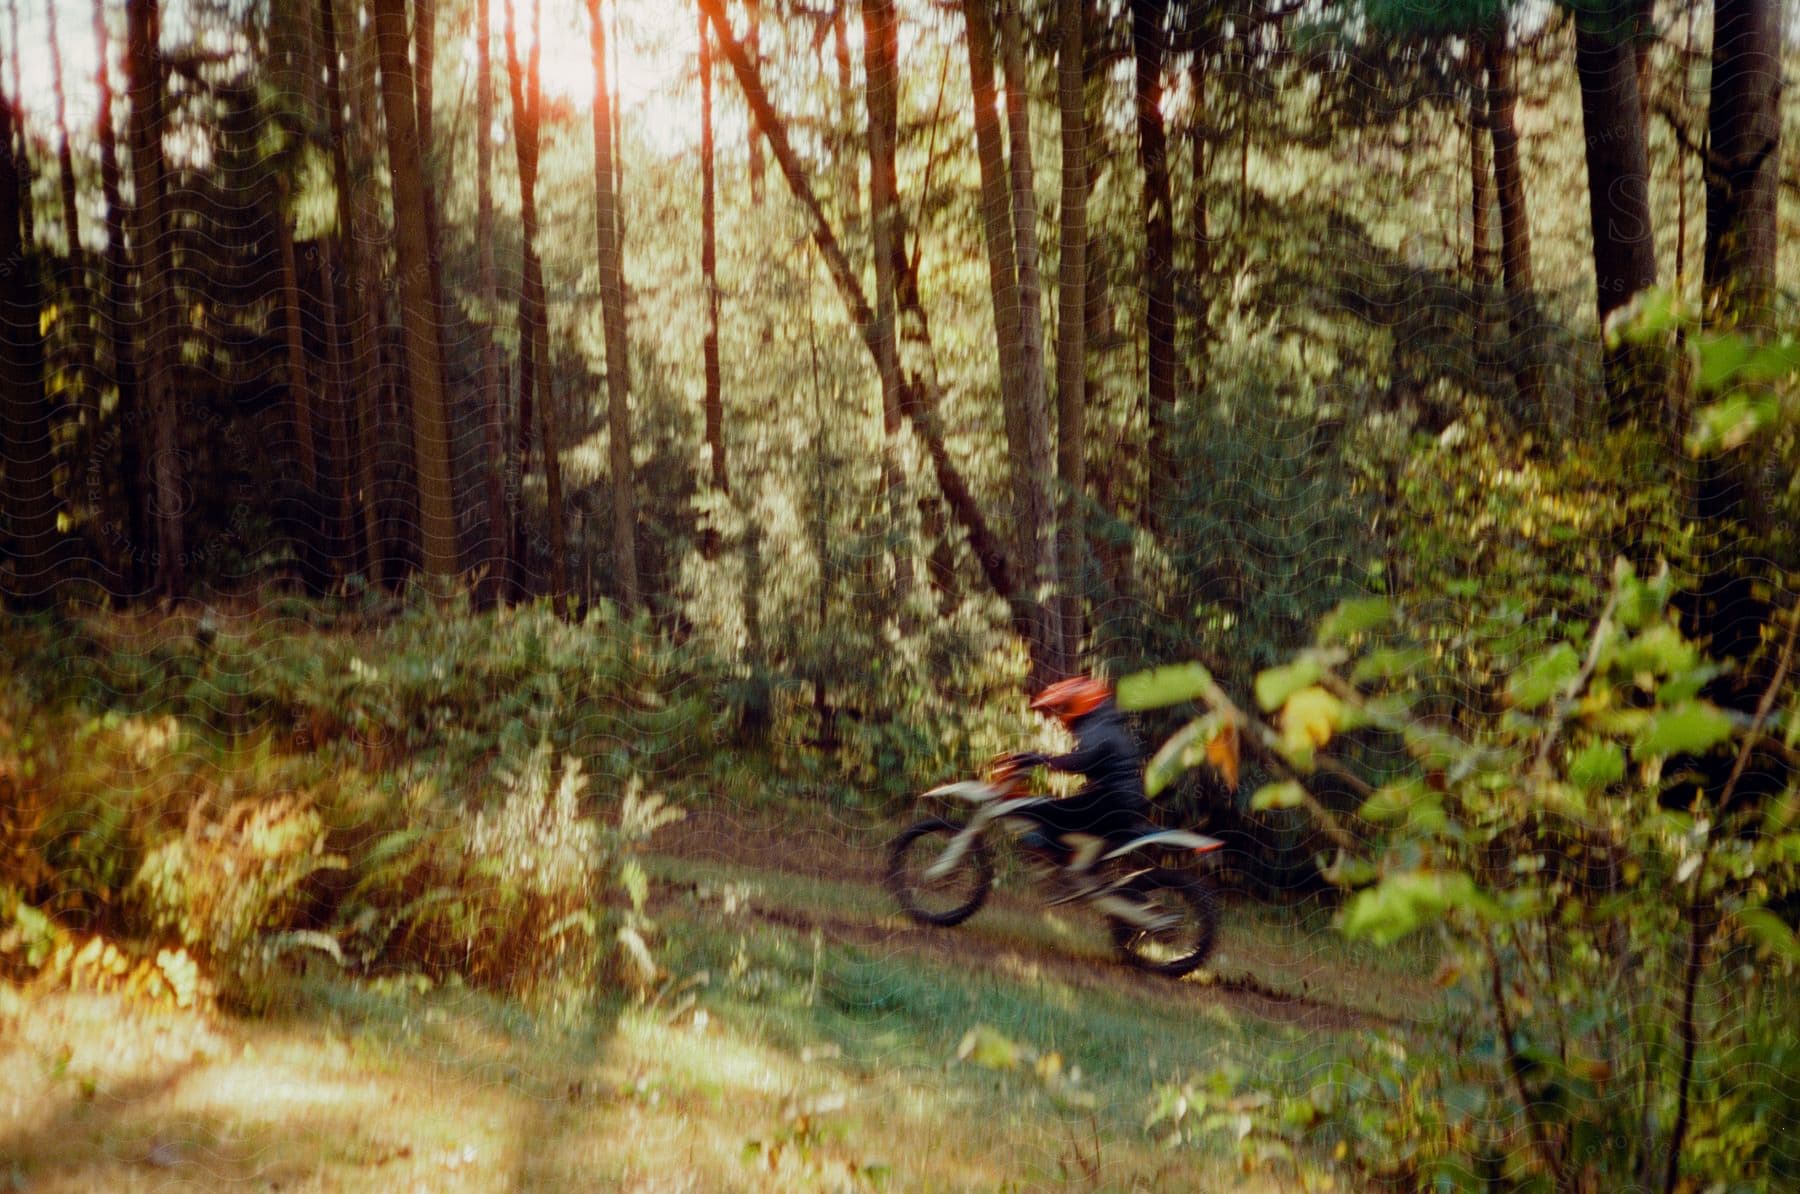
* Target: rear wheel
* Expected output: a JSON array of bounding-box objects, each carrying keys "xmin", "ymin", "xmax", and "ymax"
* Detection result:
[
  {"xmin": 887, "ymin": 818, "xmax": 993, "ymax": 926},
  {"xmin": 1109, "ymin": 868, "xmax": 1218, "ymax": 977}
]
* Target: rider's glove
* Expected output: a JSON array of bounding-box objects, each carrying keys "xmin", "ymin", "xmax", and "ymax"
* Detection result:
[{"xmin": 1009, "ymin": 751, "xmax": 1046, "ymax": 769}]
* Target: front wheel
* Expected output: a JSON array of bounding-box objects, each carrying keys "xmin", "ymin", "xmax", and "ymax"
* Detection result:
[
  {"xmin": 1109, "ymin": 868, "xmax": 1219, "ymax": 978},
  {"xmin": 887, "ymin": 818, "xmax": 993, "ymax": 927}
]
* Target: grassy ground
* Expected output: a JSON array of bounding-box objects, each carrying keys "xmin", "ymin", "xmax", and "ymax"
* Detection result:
[{"xmin": 1, "ymin": 803, "xmax": 1438, "ymax": 1192}]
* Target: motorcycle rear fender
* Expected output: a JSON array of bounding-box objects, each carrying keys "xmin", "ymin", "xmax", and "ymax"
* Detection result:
[{"xmin": 1101, "ymin": 830, "xmax": 1225, "ymax": 862}]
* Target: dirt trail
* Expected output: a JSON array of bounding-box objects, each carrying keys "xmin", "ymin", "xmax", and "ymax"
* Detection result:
[{"xmin": 649, "ymin": 807, "xmax": 1415, "ymax": 1033}]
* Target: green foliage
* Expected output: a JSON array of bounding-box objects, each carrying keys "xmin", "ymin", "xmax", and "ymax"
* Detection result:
[{"xmin": 1144, "ymin": 567, "xmax": 1800, "ymax": 1189}]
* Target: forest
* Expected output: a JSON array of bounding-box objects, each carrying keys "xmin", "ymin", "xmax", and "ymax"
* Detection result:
[{"xmin": 1, "ymin": 0, "xmax": 1798, "ymax": 1188}]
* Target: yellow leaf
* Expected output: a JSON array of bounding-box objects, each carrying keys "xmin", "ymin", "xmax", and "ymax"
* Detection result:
[
  {"xmin": 1282, "ymin": 687, "xmax": 1341, "ymax": 755},
  {"xmin": 1205, "ymin": 724, "xmax": 1241, "ymax": 791}
]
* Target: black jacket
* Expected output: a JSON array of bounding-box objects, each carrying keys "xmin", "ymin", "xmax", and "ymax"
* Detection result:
[{"xmin": 1019, "ymin": 699, "xmax": 1149, "ymax": 817}]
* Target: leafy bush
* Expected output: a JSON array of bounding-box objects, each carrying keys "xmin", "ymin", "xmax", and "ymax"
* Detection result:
[{"xmin": 1133, "ymin": 564, "xmax": 1800, "ymax": 1190}]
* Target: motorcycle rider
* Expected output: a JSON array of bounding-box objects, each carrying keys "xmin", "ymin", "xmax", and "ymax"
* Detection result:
[{"xmin": 1006, "ymin": 675, "xmax": 1155, "ymax": 890}]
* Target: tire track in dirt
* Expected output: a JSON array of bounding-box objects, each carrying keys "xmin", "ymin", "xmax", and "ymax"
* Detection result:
[{"xmin": 649, "ymin": 810, "xmax": 1408, "ymax": 1033}]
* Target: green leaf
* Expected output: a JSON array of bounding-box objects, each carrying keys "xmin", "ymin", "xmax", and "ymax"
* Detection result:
[
  {"xmin": 1614, "ymin": 624, "xmax": 1696, "ymax": 679},
  {"xmin": 1633, "ymin": 702, "xmax": 1735, "ymax": 758},
  {"xmin": 1742, "ymin": 338, "xmax": 1800, "ymax": 383},
  {"xmin": 956, "ymin": 1025, "xmax": 1022, "ymax": 1070},
  {"xmin": 1567, "ymin": 742, "xmax": 1625, "ymax": 792},
  {"xmin": 1687, "ymin": 393, "xmax": 1781, "ymax": 455},
  {"xmin": 1340, "ymin": 872, "xmax": 1493, "ymax": 945},
  {"xmin": 1251, "ymin": 781, "xmax": 1307, "ymax": 811},
  {"xmin": 1351, "ymin": 646, "xmax": 1430, "ymax": 684},
  {"xmin": 1692, "ymin": 330, "xmax": 1755, "ymax": 391},
  {"xmin": 1144, "ymin": 714, "xmax": 1219, "ymax": 797},
  {"xmin": 1358, "ymin": 778, "xmax": 1426, "ymax": 823},
  {"xmin": 1736, "ymin": 907, "xmax": 1800, "ymax": 964},
  {"xmin": 1255, "ymin": 659, "xmax": 1324, "ymax": 713},
  {"xmin": 1117, "ymin": 663, "xmax": 1214, "ymax": 712},
  {"xmin": 1507, "ymin": 644, "xmax": 1580, "ymax": 711},
  {"xmin": 1316, "ymin": 598, "xmax": 1391, "ymax": 645}
]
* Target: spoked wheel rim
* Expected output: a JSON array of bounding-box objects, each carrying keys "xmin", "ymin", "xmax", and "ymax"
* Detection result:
[
  {"xmin": 887, "ymin": 819, "xmax": 992, "ymax": 927},
  {"xmin": 1111, "ymin": 870, "xmax": 1218, "ymax": 977}
]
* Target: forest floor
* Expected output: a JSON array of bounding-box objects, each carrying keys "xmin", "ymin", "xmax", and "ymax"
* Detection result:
[{"xmin": 0, "ymin": 799, "xmax": 1438, "ymax": 1192}]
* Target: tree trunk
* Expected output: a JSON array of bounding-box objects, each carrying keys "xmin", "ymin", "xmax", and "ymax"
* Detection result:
[
  {"xmin": 275, "ymin": 173, "xmax": 318, "ymax": 494},
  {"xmin": 698, "ymin": 0, "xmax": 1025, "ymax": 634},
  {"xmin": 0, "ymin": 92, "xmax": 58, "ymax": 606},
  {"xmin": 318, "ymin": 0, "xmax": 383, "ymax": 583},
  {"xmin": 1054, "ymin": 0, "xmax": 1088, "ymax": 674},
  {"xmin": 963, "ymin": 0, "xmax": 1058, "ymax": 681},
  {"xmin": 502, "ymin": 0, "xmax": 537, "ymax": 582},
  {"xmin": 998, "ymin": 0, "xmax": 1051, "ymax": 498},
  {"xmin": 504, "ymin": 0, "xmax": 568, "ymax": 599},
  {"xmin": 864, "ymin": 0, "xmax": 914, "ymax": 612},
  {"xmin": 746, "ymin": 0, "xmax": 764, "ymax": 205},
  {"xmin": 125, "ymin": 0, "xmax": 184, "ymax": 595},
  {"xmin": 47, "ymin": 0, "xmax": 81, "ymax": 256},
  {"xmin": 1469, "ymin": 75, "xmax": 1495, "ymax": 291},
  {"xmin": 1131, "ymin": 0, "xmax": 1175, "ymax": 533},
  {"xmin": 587, "ymin": 0, "xmax": 639, "ymax": 609},
  {"xmin": 1573, "ymin": 6, "xmax": 1658, "ymax": 420},
  {"xmin": 1482, "ymin": 34, "xmax": 1545, "ymax": 419},
  {"xmin": 372, "ymin": 0, "xmax": 460, "ymax": 581},
  {"xmin": 1703, "ymin": 0, "xmax": 1782, "ymax": 333},
  {"xmin": 92, "ymin": 0, "xmax": 147, "ymax": 591},
  {"xmin": 6, "ymin": 0, "xmax": 32, "ymax": 247},
  {"xmin": 474, "ymin": 0, "xmax": 510, "ymax": 602},
  {"xmin": 699, "ymin": 11, "xmax": 726, "ymax": 497}
]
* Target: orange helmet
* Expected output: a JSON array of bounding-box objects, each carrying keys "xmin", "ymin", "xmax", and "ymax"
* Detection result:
[{"xmin": 1029, "ymin": 675, "xmax": 1112, "ymax": 724}]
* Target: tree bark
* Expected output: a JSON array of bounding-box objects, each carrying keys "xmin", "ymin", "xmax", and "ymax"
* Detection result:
[
  {"xmin": 864, "ymin": 0, "xmax": 914, "ymax": 610},
  {"xmin": 505, "ymin": 0, "xmax": 568, "ymax": 599},
  {"xmin": 125, "ymin": 0, "xmax": 184, "ymax": 594},
  {"xmin": 587, "ymin": 0, "xmax": 639, "ymax": 608},
  {"xmin": 1703, "ymin": 0, "xmax": 1782, "ymax": 333},
  {"xmin": 92, "ymin": 0, "xmax": 147, "ymax": 591},
  {"xmin": 373, "ymin": 0, "xmax": 460, "ymax": 581},
  {"xmin": 1482, "ymin": 34, "xmax": 1545, "ymax": 419},
  {"xmin": 47, "ymin": 0, "xmax": 81, "ymax": 257},
  {"xmin": 0, "ymin": 92, "xmax": 58, "ymax": 606},
  {"xmin": 699, "ymin": 11, "xmax": 726, "ymax": 496},
  {"xmin": 475, "ymin": 0, "xmax": 511, "ymax": 601},
  {"xmin": 1055, "ymin": 0, "xmax": 1089, "ymax": 673},
  {"xmin": 317, "ymin": 0, "xmax": 383, "ymax": 582},
  {"xmin": 1573, "ymin": 5, "xmax": 1658, "ymax": 419},
  {"xmin": 1131, "ymin": 0, "xmax": 1175, "ymax": 532},
  {"xmin": 275, "ymin": 172, "xmax": 318, "ymax": 493},
  {"xmin": 963, "ymin": 0, "xmax": 1058, "ymax": 680},
  {"xmin": 6, "ymin": 0, "xmax": 32, "ymax": 248}
]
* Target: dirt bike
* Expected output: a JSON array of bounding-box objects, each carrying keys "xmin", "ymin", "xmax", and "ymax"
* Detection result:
[{"xmin": 885, "ymin": 760, "xmax": 1224, "ymax": 977}]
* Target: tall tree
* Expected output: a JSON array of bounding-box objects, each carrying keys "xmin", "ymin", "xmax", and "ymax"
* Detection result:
[
  {"xmin": 125, "ymin": 0, "xmax": 184, "ymax": 593},
  {"xmin": 1703, "ymin": 0, "xmax": 1782, "ymax": 332},
  {"xmin": 318, "ymin": 0, "xmax": 385, "ymax": 581},
  {"xmin": 476, "ymin": 0, "xmax": 511, "ymax": 600},
  {"xmin": 699, "ymin": 10, "xmax": 726, "ymax": 496},
  {"xmin": 505, "ymin": 0, "xmax": 569, "ymax": 598},
  {"xmin": 1054, "ymin": 0, "xmax": 1089, "ymax": 671},
  {"xmin": 864, "ymin": 0, "xmax": 914, "ymax": 609},
  {"xmin": 5, "ymin": 0, "xmax": 32, "ymax": 248},
  {"xmin": 587, "ymin": 0, "xmax": 639, "ymax": 608},
  {"xmin": 92, "ymin": 0, "xmax": 146, "ymax": 589},
  {"xmin": 372, "ymin": 0, "xmax": 460, "ymax": 580},
  {"xmin": 274, "ymin": 171, "xmax": 318, "ymax": 493},
  {"xmin": 963, "ymin": 0, "xmax": 1057, "ymax": 680},
  {"xmin": 47, "ymin": 0, "xmax": 81, "ymax": 256},
  {"xmin": 1481, "ymin": 31, "xmax": 1544, "ymax": 416},
  {"xmin": 1131, "ymin": 0, "xmax": 1175, "ymax": 529},
  {"xmin": 698, "ymin": 0, "xmax": 1026, "ymax": 642},
  {"xmin": 1571, "ymin": 1, "xmax": 1658, "ymax": 418},
  {"xmin": 0, "ymin": 88, "xmax": 57, "ymax": 605}
]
